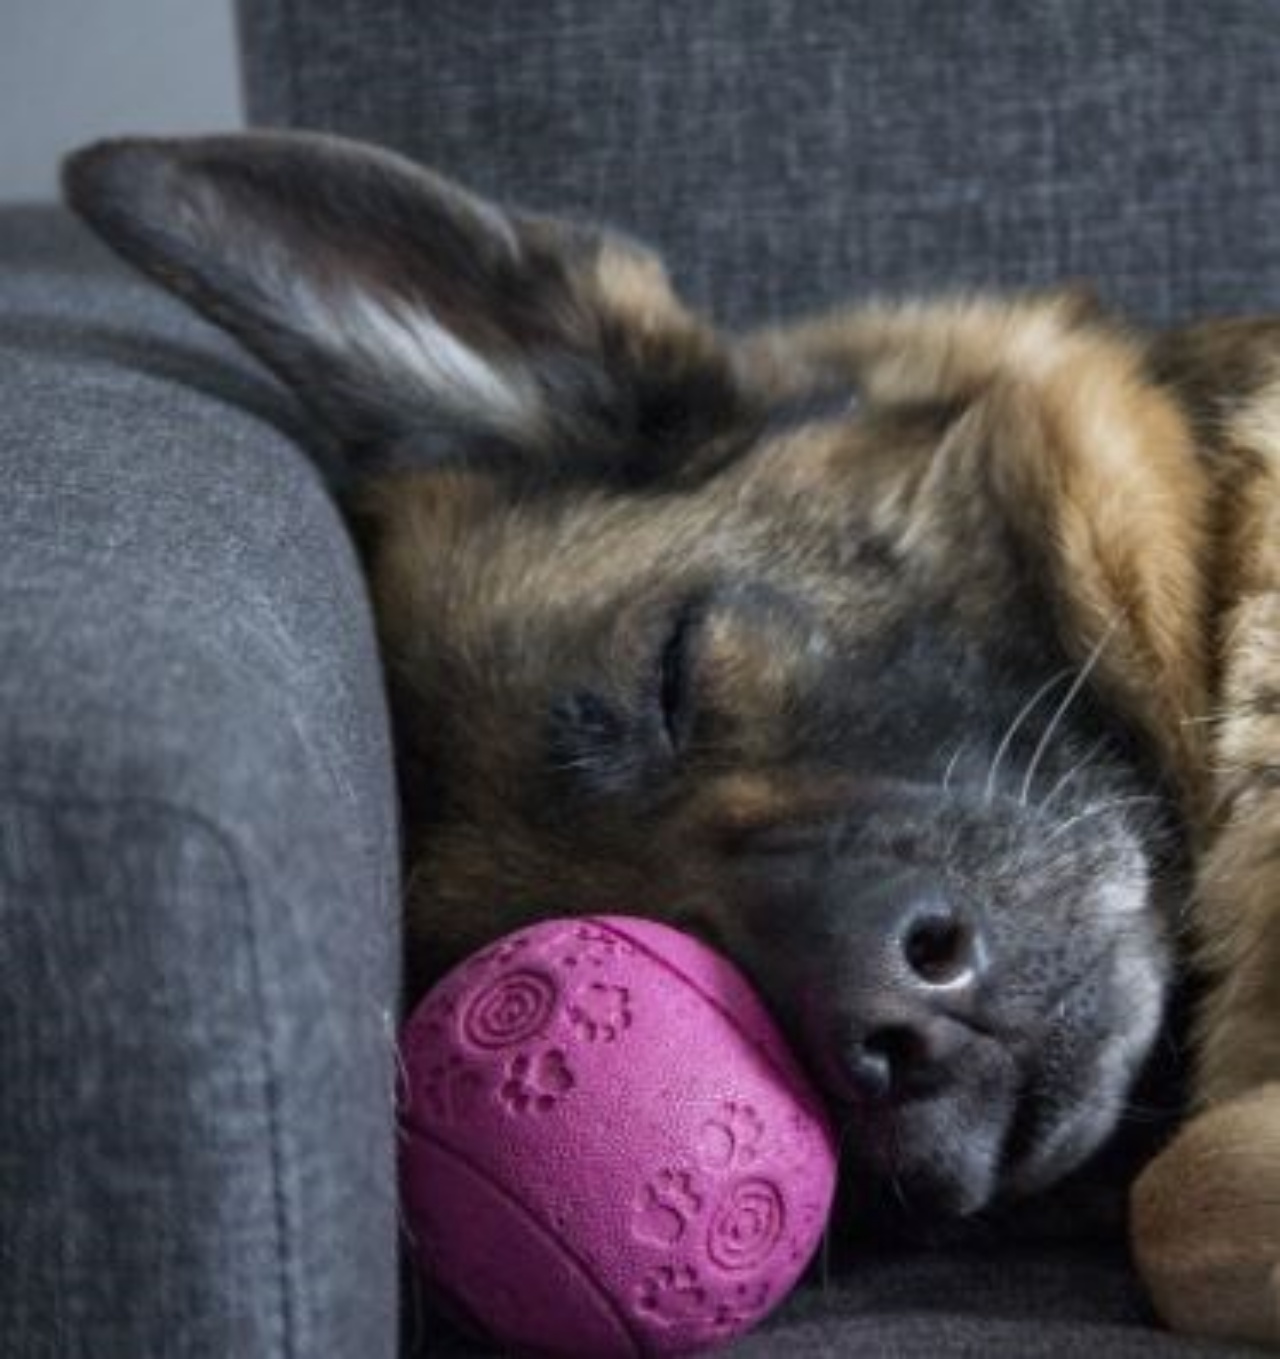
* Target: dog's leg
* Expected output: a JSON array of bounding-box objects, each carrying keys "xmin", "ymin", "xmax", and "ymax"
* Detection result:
[
  {"xmin": 1133, "ymin": 370, "xmax": 1280, "ymax": 1347},
  {"xmin": 1132, "ymin": 1084, "xmax": 1280, "ymax": 1344},
  {"xmin": 1133, "ymin": 753, "xmax": 1280, "ymax": 1345}
]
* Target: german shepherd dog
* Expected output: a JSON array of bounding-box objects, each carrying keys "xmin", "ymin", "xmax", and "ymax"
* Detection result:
[{"xmin": 65, "ymin": 132, "xmax": 1280, "ymax": 1345}]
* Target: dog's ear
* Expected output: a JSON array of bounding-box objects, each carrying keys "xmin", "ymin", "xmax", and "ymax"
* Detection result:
[
  {"xmin": 1149, "ymin": 316, "xmax": 1280, "ymax": 432},
  {"xmin": 63, "ymin": 132, "xmax": 742, "ymax": 475}
]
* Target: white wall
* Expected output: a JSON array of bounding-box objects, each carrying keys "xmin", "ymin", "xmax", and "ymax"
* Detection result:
[{"xmin": 1, "ymin": 0, "xmax": 243, "ymax": 203}]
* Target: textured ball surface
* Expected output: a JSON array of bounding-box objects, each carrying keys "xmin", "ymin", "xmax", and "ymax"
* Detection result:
[{"xmin": 399, "ymin": 916, "xmax": 838, "ymax": 1357}]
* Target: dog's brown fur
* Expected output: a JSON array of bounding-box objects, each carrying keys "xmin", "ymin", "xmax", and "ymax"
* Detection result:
[
  {"xmin": 62, "ymin": 131, "xmax": 1280, "ymax": 1346},
  {"xmin": 360, "ymin": 292, "xmax": 1208, "ymax": 971},
  {"xmin": 746, "ymin": 297, "xmax": 1212, "ymax": 796},
  {"xmin": 1129, "ymin": 321, "xmax": 1280, "ymax": 1342}
]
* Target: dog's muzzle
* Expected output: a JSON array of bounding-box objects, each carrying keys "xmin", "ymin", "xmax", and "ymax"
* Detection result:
[{"xmin": 804, "ymin": 862, "xmax": 991, "ymax": 1106}]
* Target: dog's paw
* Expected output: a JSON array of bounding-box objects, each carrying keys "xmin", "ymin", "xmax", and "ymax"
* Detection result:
[{"xmin": 1132, "ymin": 1084, "xmax": 1280, "ymax": 1344}]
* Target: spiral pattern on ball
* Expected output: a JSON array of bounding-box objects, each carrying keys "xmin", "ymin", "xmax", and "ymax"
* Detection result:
[
  {"xmin": 706, "ymin": 1178, "xmax": 786, "ymax": 1272},
  {"xmin": 461, "ymin": 969, "xmax": 559, "ymax": 1049}
]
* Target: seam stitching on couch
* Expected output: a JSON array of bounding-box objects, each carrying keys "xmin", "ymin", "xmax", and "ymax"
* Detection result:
[{"xmin": 0, "ymin": 789, "xmax": 300, "ymax": 1358}]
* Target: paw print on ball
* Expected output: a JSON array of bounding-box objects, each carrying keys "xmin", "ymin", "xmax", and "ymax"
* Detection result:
[
  {"xmin": 710, "ymin": 1281, "xmax": 772, "ymax": 1334},
  {"xmin": 569, "ymin": 982, "xmax": 632, "ymax": 1043},
  {"xmin": 413, "ymin": 1054, "xmax": 486, "ymax": 1125},
  {"xmin": 633, "ymin": 1169, "xmax": 704, "ymax": 1247},
  {"xmin": 466, "ymin": 933, "xmax": 532, "ymax": 972},
  {"xmin": 558, "ymin": 924, "xmax": 634, "ymax": 970},
  {"xmin": 634, "ymin": 1265, "xmax": 711, "ymax": 1327},
  {"xmin": 699, "ymin": 1101, "xmax": 766, "ymax": 1171},
  {"xmin": 499, "ymin": 1049, "xmax": 576, "ymax": 1114}
]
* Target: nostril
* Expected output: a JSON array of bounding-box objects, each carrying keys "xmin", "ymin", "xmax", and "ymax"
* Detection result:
[
  {"xmin": 904, "ymin": 912, "xmax": 975, "ymax": 987},
  {"xmin": 865, "ymin": 1024, "xmax": 928, "ymax": 1080},
  {"xmin": 842, "ymin": 1024, "xmax": 931, "ymax": 1103},
  {"xmin": 846, "ymin": 1040, "xmax": 893, "ymax": 1102}
]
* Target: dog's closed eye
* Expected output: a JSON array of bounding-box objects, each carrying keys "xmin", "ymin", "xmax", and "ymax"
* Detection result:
[
  {"xmin": 657, "ymin": 597, "xmax": 705, "ymax": 755},
  {"xmin": 544, "ymin": 596, "xmax": 707, "ymax": 801}
]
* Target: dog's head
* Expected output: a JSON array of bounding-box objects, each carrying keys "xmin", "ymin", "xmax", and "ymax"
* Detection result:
[{"xmin": 66, "ymin": 133, "xmax": 1212, "ymax": 1217}]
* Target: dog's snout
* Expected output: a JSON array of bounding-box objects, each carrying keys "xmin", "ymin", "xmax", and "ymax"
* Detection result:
[
  {"xmin": 842, "ymin": 1016, "xmax": 968, "ymax": 1102},
  {"xmin": 822, "ymin": 867, "xmax": 990, "ymax": 1102}
]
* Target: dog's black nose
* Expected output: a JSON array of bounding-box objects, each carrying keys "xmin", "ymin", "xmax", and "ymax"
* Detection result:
[{"xmin": 826, "ymin": 867, "xmax": 989, "ymax": 1103}]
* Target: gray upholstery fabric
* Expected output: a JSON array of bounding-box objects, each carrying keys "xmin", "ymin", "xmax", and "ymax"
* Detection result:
[
  {"xmin": 733, "ymin": 1244, "xmax": 1256, "ymax": 1358},
  {"xmin": 239, "ymin": 0, "xmax": 1280, "ymax": 330},
  {"xmin": 419, "ymin": 1241, "xmax": 1260, "ymax": 1357},
  {"xmin": 0, "ymin": 207, "xmax": 401, "ymax": 1357}
]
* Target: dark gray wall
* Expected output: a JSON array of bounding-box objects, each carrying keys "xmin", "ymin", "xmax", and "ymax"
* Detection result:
[{"xmin": 1, "ymin": 0, "xmax": 243, "ymax": 203}]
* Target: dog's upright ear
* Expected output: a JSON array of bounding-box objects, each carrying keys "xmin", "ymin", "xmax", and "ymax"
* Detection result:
[{"xmin": 63, "ymin": 132, "xmax": 742, "ymax": 475}]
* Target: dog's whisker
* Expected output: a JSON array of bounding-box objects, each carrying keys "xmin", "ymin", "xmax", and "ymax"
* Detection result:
[
  {"xmin": 1035, "ymin": 734, "xmax": 1111, "ymax": 818},
  {"xmin": 940, "ymin": 820, "xmax": 964, "ymax": 874},
  {"xmin": 984, "ymin": 668, "xmax": 1075, "ymax": 805},
  {"xmin": 384, "ymin": 1003, "xmax": 415, "ymax": 1142},
  {"xmin": 889, "ymin": 1172, "xmax": 910, "ymax": 1215},
  {"xmin": 882, "ymin": 1117, "xmax": 916, "ymax": 1218},
  {"xmin": 1018, "ymin": 620, "xmax": 1120, "ymax": 808},
  {"xmin": 941, "ymin": 741, "xmax": 967, "ymax": 795},
  {"xmin": 1041, "ymin": 793, "xmax": 1167, "ymax": 847}
]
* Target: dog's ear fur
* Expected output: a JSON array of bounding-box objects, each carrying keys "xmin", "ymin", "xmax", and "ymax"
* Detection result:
[{"xmin": 63, "ymin": 132, "xmax": 742, "ymax": 474}]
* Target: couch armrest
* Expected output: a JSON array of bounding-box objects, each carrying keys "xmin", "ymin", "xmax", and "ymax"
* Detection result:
[{"xmin": 0, "ymin": 208, "xmax": 400, "ymax": 1358}]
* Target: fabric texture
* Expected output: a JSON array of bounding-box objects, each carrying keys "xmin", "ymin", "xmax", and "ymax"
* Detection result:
[
  {"xmin": 239, "ymin": 0, "xmax": 1280, "ymax": 331},
  {"xmin": 0, "ymin": 207, "xmax": 401, "ymax": 1357},
  {"xmin": 416, "ymin": 1237, "xmax": 1260, "ymax": 1358}
]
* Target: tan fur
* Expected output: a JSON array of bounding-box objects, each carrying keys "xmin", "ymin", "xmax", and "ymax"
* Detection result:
[
  {"xmin": 591, "ymin": 241, "xmax": 689, "ymax": 335},
  {"xmin": 1122, "ymin": 327, "xmax": 1280, "ymax": 1346},
  {"xmin": 1188, "ymin": 375, "xmax": 1280, "ymax": 1103},
  {"xmin": 1132, "ymin": 1085, "xmax": 1280, "ymax": 1344},
  {"xmin": 749, "ymin": 296, "xmax": 1212, "ymax": 801}
]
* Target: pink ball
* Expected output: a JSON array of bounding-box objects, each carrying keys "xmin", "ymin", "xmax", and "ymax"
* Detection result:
[{"xmin": 399, "ymin": 916, "xmax": 838, "ymax": 1357}]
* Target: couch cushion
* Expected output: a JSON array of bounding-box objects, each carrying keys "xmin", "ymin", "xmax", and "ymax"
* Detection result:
[
  {"xmin": 239, "ymin": 0, "xmax": 1280, "ymax": 329},
  {"xmin": 0, "ymin": 206, "xmax": 400, "ymax": 1358},
  {"xmin": 418, "ymin": 1242, "xmax": 1259, "ymax": 1357}
]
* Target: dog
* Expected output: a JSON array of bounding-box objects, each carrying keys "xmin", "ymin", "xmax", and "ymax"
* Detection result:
[{"xmin": 63, "ymin": 130, "xmax": 1280, "ymax": 1345}]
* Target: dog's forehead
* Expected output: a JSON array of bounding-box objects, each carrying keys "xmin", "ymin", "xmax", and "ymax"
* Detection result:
[{"xmin": 381, "ymin": 408, "xmax": 994, "ymax": 638}]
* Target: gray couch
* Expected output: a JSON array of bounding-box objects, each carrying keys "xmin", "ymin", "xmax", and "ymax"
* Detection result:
[{"xmin": 2, "ymin": 2, "xmax": 1276, "ymax": 1355}]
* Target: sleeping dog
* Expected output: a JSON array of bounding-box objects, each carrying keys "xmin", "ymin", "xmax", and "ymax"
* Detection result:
[{"xmin": 64, "ymin": 131, "xmax": 1280, "ymax": 1345}]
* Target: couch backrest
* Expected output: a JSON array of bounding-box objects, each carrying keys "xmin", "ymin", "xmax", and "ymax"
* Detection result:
[{"xmin": 239, "ymin": 1, "xmax": 1280, "ymax": 329}]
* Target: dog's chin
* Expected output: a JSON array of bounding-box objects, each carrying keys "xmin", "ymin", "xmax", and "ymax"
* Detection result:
[
  {"xmin": 844, "ymin": 1069, "xmax": 1125, "ymax": 1220},
  {"xmin": 846, "ymin": 1085, "xmax": 1014, "ymax": 1218},
  {"xmin": 842, "ymin": 950, "xmax": 1167, "ymax": 1218}
]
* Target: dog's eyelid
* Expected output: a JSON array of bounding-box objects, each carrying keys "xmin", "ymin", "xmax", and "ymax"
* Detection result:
[{"xmin": 657, "ymin": 597, "xmax": 706, "ymax": 754}]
